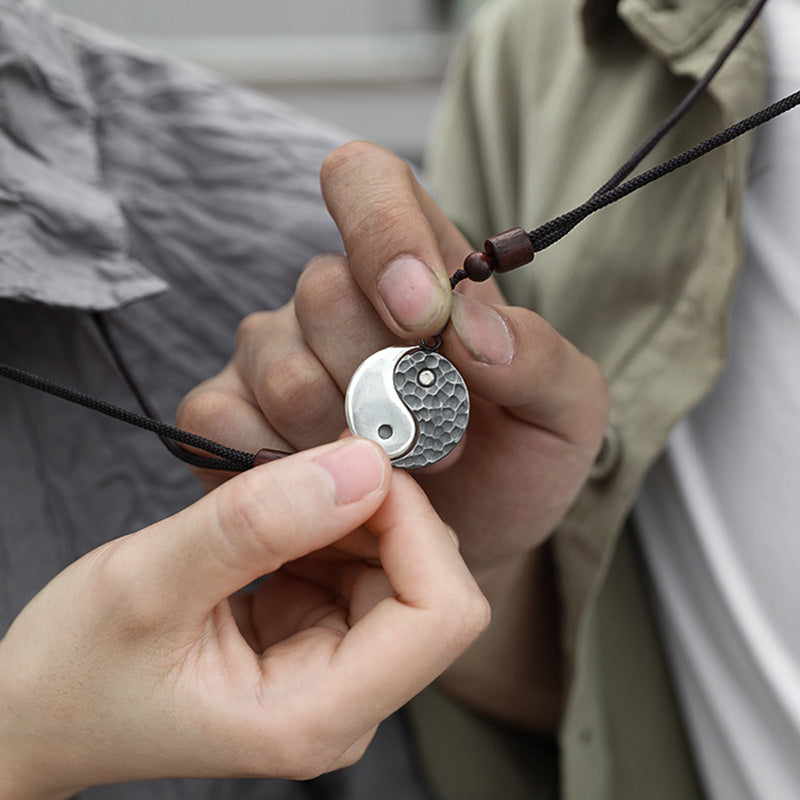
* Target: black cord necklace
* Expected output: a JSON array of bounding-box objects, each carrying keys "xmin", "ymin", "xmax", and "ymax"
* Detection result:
[
  {"xmin": 1, "ymin": 0, "xmax": 796, "ymax": 472},
  {"xmin": 453, "ymin": 0, "xmax": 796, "ymax": 286}
]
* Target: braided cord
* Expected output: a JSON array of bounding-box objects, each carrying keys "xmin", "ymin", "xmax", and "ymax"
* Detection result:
[
  {"xmin": 450, "ymin": 0, "xmax": 794, "ymax": 288},
  {"xmin": 592, "ymin": 0, "xmax": 769, "ymax": 198},
  {"xmin": 89, "ymin": 313, "xmax": 265, "ymax": 471},
  {"xmin": 527, "ymin": 90, "xmax": 800, "ymax": 254},
  {"xmin": 1, "ymin": 2, "xmax": 791, "ymax": 469},
  {"xmin": 0, "ymin": 363, "xmax": 256, "ymax": 472}
]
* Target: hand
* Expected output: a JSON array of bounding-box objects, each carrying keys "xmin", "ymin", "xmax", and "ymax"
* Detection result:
[
  {"xmin": 0, "ymin": 439, "xmax": 488, "ymax": 799},
  {"xmin": 178, "ymin": 141, "xmax": 609, "ymax": 729},
  {"xmin": 180, "ymin": 141, "xmax": 608, "ymax": 574}
]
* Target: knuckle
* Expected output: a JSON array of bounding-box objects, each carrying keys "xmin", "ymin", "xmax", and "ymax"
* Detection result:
[
  {"xmin": 235, "ymin": 309, "xmax": 276, "ymax": 350},
  {"xmin": 331, "ymin": 738, "xmax": 371, "ymax": 771},
  {"xmin": 285, "ymin": 758, "xmax": 330, "ymax": 782},
  {"xmin": 431, "ymin": 578, "xmax": 491, "ymax": 653},
  {"xmin": 342, "ymin": 179, "xmax": 417, "ymax": 258},
  {"xmin": 586, "ymin": 359, "xmax": 611, "ymax": 419},
  {"xmin": 320, "ymin": 140, "xmax": 387, "ymax": 186},
  {"xmin": 458, "ymin": 587, "xmax": 492, "ymax": 642},
  {"xmin": 295, "ymin": 255, "xmax": 354, "ymax": 320},
  {"xmin": 288, "ymin": 748, "xmax": 336, "ymax": 782},
  {"xmin": 257, "ymin": 349, "xmax": 332, "ymax": 432},
  {"xmin": 176, "ymin": 385, "xmax": 236, "ymax": 441},
  {"xmin": 347, "ymin": 210, "xmax": 403, "ymax": 259},
  {"xmin": 568, "ymin": 355, "xmax": 611, "ymax": 454},
  {"xmin": 296, "ymin": 722, "xmax": 371, "ymax": 778},
  {"xmin": 320, "ymin": 142, "xmax": 418, "ymax": 257},
  {"xmin": 261, "ymin": 722, "xmax": 341, "ymax": 780},
  {"xmin": 214, "ymin": 471, "xmax": 295, "ymax": 571}
]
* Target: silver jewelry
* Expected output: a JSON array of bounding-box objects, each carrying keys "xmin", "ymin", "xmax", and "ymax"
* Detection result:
[{"xmin": 345, "ymin": 342, "xmax": 469, "ymax": 469}]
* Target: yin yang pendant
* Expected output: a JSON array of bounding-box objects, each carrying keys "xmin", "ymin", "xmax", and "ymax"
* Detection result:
[{"xmin": 344, "ymin": 344, "xmax": 469, "ymax": 469}]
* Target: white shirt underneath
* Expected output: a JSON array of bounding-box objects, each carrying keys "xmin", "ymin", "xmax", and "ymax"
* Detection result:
[{"xmin": 634, "ymin": 2, "xmax": 800, "ymax": 799}]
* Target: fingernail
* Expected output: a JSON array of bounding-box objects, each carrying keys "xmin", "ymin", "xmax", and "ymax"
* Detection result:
[
  {"xmin": 451, "ymin": 294, "xmax": 515, "ymax": 366},
  {"xmin": 314, "ymin": 439, "xmax": 386, "ymax": 505},
  {"xmin": 377, "ymin": 256, "xmax": 446, "ymax": 331}
]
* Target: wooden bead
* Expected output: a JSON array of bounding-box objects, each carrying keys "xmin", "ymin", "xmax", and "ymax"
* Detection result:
[
  {"xmin": 483, "ymin": 227, "xmax": 535, "ymax": 273},
  {"xmin": 254, "ymin": 447, "xmax": 288, "ymax": 465},
  {"xmin": 463, "ymin": 251, "xmax": 493, "ymax": 282}
]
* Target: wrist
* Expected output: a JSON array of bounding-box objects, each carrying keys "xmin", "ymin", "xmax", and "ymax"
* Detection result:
[
  {"xmin": 0, "ymin": 729, "xmax": 79, "ymax": 800},
  {"xmin": 0, "ymin": 641, "xmax": 81, "ymax": 800}
]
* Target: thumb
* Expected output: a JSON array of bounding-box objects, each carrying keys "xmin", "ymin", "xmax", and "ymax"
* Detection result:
[{"xmin": 135, "ymin": 438, "xmax": 391, "ymax": 613}]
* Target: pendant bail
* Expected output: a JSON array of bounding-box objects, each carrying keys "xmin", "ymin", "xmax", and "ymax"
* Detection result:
[{"xmin": 419, "ymin": 334, "xmax": 443, "ymax": 352}]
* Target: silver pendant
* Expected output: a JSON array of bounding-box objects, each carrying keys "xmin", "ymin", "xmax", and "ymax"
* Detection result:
[{"xmin": 345, "ymin": 345, "xmax": 469, "ymax": 469}]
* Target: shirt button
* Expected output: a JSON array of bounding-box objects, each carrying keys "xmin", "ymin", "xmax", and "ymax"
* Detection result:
[{"xmin": 589, "ymin": 424, "xmax": 622, "ymax": 483}]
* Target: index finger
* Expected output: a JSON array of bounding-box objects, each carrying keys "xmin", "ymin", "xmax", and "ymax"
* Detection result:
[
  {"xmin": 320, "ymin": 141, "xmax": 462, "ymax": 338},
  {"xmin": 330, "ymin": 471, "xmax": 490, "ymax": 725}
]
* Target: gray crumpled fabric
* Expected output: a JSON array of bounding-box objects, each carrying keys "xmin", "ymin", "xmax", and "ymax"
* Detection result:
[
  {"xmin": 0, "ymin": 1, "xmax": 433, "ymax": 798},
  {"xmin": 0, "ymin": 0, "xmax": 167, "ymax": 308}
]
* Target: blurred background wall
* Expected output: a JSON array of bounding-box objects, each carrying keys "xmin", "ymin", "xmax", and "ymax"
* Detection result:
[{"xmin": 46, "ymin": 0, "xmax": 483, "ymax": 164}]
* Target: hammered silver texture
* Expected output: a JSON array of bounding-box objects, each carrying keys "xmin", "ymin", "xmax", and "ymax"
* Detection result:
[{"xmin": 391, "ymin": 349, "xmax": 469, "ymax": 469}]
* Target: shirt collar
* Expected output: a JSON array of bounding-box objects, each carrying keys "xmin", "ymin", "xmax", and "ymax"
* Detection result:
[
  {"xmin": 582, "ymin": 0, "xmax": 761, "ymax": 56},
  {"xmin": 580, "ymin": 0, "xmax": 767, "ymax": 113}
]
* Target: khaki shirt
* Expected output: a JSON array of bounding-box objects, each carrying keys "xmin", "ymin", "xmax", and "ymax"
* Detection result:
[{"xmin": 411, "ymin": 0, "xmax": 768, "ymax": 798}]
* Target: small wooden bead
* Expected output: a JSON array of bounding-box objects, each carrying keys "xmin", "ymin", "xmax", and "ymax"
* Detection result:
[
  {"xmin": 254, "ymin": 447, "xmax": 288, "ymax": 465},
  {"xmin": 483, "ymin": 227, "xmax": 535, "ymax": 273},
  {"xmin": 463, "ymin": 251, "xmax": 493, "ymax": 282}
]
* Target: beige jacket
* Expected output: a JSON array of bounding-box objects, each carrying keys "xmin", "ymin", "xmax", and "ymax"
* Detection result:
[{"xmin": 409, "ymin": 1, "xmax": 769, "ymax": 798}]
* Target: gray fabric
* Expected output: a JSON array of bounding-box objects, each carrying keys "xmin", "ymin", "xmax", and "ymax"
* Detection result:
[
  {"xmin": 0, "ymin": 0, "xmax": 167, "ymax": 309},
  {"xmin": 0, "ymin": 1, "xmax": 433, "ymax": 798}
]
